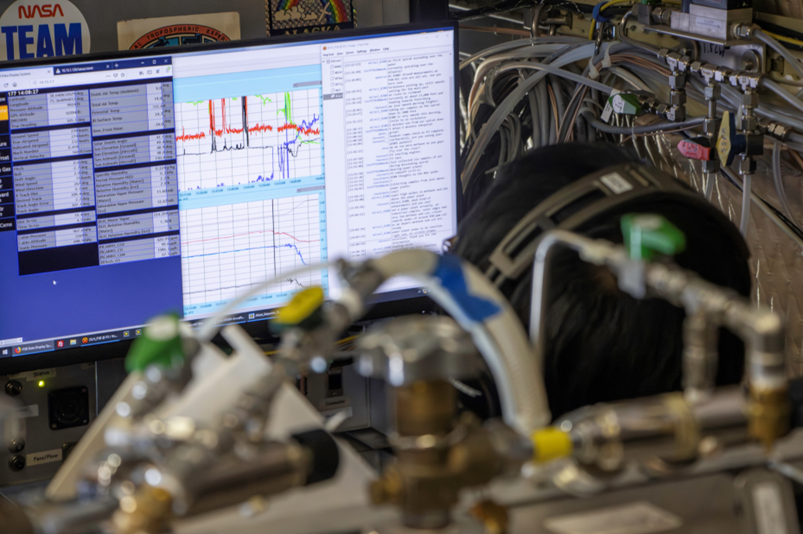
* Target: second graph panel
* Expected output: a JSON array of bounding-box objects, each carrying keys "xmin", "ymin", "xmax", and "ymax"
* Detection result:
[{"xmin": 179, "ymin": 193, "xmax": 324, "ymax": 317}]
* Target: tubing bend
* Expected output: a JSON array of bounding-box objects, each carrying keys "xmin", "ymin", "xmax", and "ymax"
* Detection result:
[{"xmin": 371, "ymin": 249, "xmax": 551, "ymax": 433}]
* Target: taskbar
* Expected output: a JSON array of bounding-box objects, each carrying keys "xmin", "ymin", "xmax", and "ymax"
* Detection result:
[{"xmin": 0, "ymin": 287, "xmax": 428, "ymax": 359}]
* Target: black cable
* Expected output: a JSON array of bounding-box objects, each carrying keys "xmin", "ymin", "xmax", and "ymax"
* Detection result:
[{"xmin": 756, "ymin": 20, "xmax": 803, "ymax": 52}]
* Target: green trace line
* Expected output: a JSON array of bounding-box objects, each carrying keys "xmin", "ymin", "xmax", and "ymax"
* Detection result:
[
  {"xmin": 278, "ymin": 91, "xmax": 292, "ymax": 123},
  {"xmin": 301, "ymin": 139, "xmax": 320, "ymax": 145},
  {"xmin": 187, "ymin": 101, "xmax": 205, "ymax": 106},
  {"xmin": 255, "ymin": 94, "xmax": 273, "ymax": 105}
]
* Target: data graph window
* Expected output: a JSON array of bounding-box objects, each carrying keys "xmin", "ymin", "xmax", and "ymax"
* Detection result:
[{"xmin": 173, "ymin": 51, "xmax": 327, "ymax": 319}]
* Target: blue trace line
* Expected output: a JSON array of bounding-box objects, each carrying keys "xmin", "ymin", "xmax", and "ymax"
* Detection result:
[
  {"xmin": 185, "ymin": 243, "xmax": 308, "ymax": 264},
  {"xmin": 278, "ymin": 115, "xmax": 320, "ymax": 181}
]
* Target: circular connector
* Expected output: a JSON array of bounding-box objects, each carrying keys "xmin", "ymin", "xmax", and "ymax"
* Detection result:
[
  {"xmin": 8, "ymin": 455, "xmax": 25, "ymax": 472},
  {"xmin": 4, "ymin": 380, "xmax": 22, "ymax": 397},
  {"xmin": 8, "ymin": 439, "xmax": 25, "ymax": 453}
]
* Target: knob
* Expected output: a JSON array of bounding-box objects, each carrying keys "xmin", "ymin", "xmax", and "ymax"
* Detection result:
[
  {"xmin": 8, "ymin": 439, "xmax": 25, "ymax": 453},
  {"xmin": 8, "ymin": 455, "xmax": 25, "ymax": 472},
  {"xmin": 5, "ymin": 380, "xmax": 22, "ymax": 396}
]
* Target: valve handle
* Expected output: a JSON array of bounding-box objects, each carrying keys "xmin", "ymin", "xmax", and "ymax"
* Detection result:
[
  {"xmin": 126, "ymin": 314, "xmax": 185, "ymax": 373},
  {"xmin": 717, "ymin": 110, "xmax": 746, "ymax": 166},
  {"xmin": 621, "ymin": 213, "xmax": 686, "ymax": 260},
  {"xmin": 678, "ymin": 137, "xmax": 712, "ymax": 161},
  {"xmin": 609, "ymin": 93, "xmax": 642, "ymax": 115},
  {"xmin": 272, "ymin": 286, "xmax": 325, "ymax": 332}
]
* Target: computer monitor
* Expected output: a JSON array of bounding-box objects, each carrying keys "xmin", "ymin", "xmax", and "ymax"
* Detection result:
[{"xmin": 0, "ymin": 23, "xmax": 460, "ymax": 373}]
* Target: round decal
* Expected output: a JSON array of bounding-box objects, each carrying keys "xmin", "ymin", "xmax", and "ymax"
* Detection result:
[
  {"xmin": 129, "ymin": 24, "xmax": 232, "ymax": 50},
  {"xmin": 0, "ymin": 0, "xmax": 90, "ymax": 60}
]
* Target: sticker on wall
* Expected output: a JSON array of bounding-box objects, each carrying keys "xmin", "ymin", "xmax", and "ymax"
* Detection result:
[
  {"xmin": 268, "ymin": 0, "xmax": 354, "ymax": 35},
  {"xmin": 0, "ymin": 0, "xmax": 90, "ymax": 60},
  {"xmin": 116, "ymin": 12, "xmax": 240, "ymax": 51}
]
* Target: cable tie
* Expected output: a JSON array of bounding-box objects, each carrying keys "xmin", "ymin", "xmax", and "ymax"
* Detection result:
[{"xmin": 592, "ymin": 3, "xmax": 611, "ymax": 22}]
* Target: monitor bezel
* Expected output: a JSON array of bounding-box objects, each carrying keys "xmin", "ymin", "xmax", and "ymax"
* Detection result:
[{"xmin": 0, "ymin": 20, "xmax": 461, "ymax": 374}]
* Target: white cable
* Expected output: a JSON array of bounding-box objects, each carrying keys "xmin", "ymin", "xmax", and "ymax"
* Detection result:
[
  {"xmin": 196, "ymin": 262, "xmax": 332, "ymax": 342},
  {"xmin": 372, "ymin": 249, "xmax": 551, "ymax": 434}
]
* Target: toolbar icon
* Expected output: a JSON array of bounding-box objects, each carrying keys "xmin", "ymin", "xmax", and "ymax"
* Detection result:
[{"xmin": 57, "ymin": 340, "xmax": 64, "ymax": 348}]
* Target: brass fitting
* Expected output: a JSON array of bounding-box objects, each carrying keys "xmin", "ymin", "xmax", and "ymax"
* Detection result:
[
  {"xmin": 748, "ymin": 385, "xmax": 791, "ymax": 450},
  {"xmin": 371, "ymin": 380, "xmax": 512, "ymax": 529},
  {"xmin": 112, "ymin": 485, "xmax": 172, "ymax": 534},
  {"xmin": 470, "ymin": 499, "xmax": 509, "ymax": 534}
]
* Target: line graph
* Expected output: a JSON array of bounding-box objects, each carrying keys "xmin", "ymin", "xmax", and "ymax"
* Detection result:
[
  {"xmin": 175, "ymin": 89, "xmax": 322, "ymax": 191},
  {"xmin": 179, "ymin": 194, "xmax": 323, "ymax": 316}
]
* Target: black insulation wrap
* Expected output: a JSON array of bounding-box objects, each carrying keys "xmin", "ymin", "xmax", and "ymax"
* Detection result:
[{"xmin": 292, "ymin": 428, "xmax": 340, "ymax": 485}]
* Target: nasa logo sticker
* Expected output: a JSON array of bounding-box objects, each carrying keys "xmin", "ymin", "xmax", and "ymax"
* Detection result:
[{"xmin": 0, "ymin": 0, "xmax": 90, "ymax": 61}]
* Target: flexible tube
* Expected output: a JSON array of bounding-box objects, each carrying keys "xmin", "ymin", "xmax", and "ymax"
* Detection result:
[
  {"xmin": 740, "ymin": 172, "xmax": 752, "ymax": 236},
  {"xmin": 372, "ymin": 250, "xmax": 551, "ymax": 433},
  {"xmin": 772, "ymin": 140, "xmax": 802, "ymax": 228},
  {"xmin": 754, "ymin": 29, "xmax": 803, "ymax": 86},
  {"xmin": 761, "ymin": 78, "xmax": 803, "ymax": 118},
  {"xmin": 584, "ymin": 113, "xmax": 705, "ymax": 134},
  {"xmin": 721, "ymin": 165, "xmax": 803, "ymax": 251},
  {"xmin": 196, "ymin": 262, "xmax": 331, "ymax": 342}
]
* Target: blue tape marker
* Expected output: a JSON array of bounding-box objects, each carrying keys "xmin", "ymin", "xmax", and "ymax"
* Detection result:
[
  {"xmin": 432, "ymin": 254, "xmax": 501, "ymax": 322},
  {"xmin": 592, "ymin": 3, "xmax": 610, "ymax": 23}
]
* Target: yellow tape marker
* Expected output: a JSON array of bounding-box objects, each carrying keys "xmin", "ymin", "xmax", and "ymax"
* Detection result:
[{"xmin": 532, "ymin": 427, "xmax": 573, "ymax": 464}]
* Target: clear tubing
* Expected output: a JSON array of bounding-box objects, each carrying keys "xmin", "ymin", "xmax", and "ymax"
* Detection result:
[
  {"xmin": 754, "ymin": 29, "xmax": 803, "ymax": 85},
  {"xmin": 772, "ymin": 140, "xmax": 801, "ymax": 228},
  {"xmin": 722, "ymin": 164, "xmax": 803, "ymax": 251},
  {"xmin": 740, "ymin": 171, "xmax": 752, "ymax": 236},
  {"xmin": 196, "ymin": 262, "xmax": 331, "ymax": 342},
  {"xmin": 761, "ymin": 78, "xmax": 803, "ymax": 117}
]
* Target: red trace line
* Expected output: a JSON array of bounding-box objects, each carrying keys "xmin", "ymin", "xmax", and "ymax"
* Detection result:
[
  {"xmin": 277, "ymin": 123, "xmax": 320, "ymax": 135},
  {"xmin": 176, "ymin": 127, "xmax": 206, "ymax": 142}
]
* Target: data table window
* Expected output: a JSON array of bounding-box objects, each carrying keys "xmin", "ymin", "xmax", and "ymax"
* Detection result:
[{"xmin": 0, "ymin": 60, "xmax": 179, "ymax": 275}]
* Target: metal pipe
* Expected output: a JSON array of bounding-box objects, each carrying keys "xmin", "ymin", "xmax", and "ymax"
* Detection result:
[
  {"xmin": 183, "ymin": 442, "xmax": 309, "ymax": 517},
  {"xmin": 530, "ymin": 229, "xmax": 789, "ymax": 448},
  {"xmin": 683, "ymin": 310, "xmax": 719, "ymax": 403}
]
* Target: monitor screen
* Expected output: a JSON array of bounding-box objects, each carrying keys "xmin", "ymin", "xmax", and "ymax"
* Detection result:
[{"xmin": 0, "ymin": 24, "xmax": 459, "ymax": 369}]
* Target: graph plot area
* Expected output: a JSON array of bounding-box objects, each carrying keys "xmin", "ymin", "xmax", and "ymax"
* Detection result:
[
  {"xmin": 175, "ymin": 89, "xmax": 322, "ymax": 191},
  {"xmin": 179, "ymin": 194, "xmax": 322, "ymax": 316}
]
